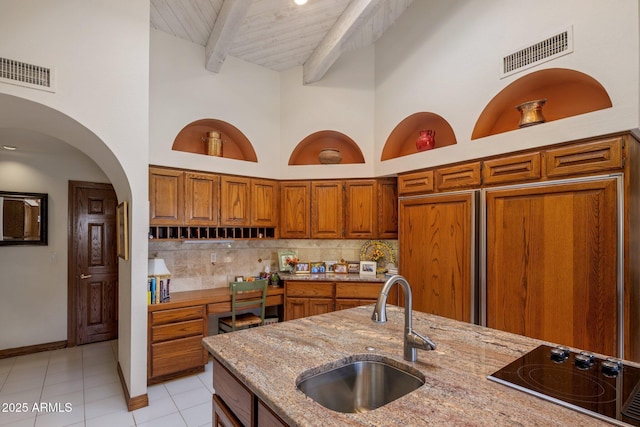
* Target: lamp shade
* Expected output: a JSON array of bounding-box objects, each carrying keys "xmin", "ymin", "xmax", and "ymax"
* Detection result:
[{"xmin": 148, "ymin": 258, "xmax": 171, "ymax": 276}]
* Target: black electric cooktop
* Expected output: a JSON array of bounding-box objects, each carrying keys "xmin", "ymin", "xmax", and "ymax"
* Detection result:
[{"xmin": 488, "ymin": 345, "xmax": 640, "ymax": 426}]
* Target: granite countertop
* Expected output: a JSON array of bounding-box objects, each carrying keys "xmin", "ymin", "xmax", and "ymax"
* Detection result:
[
  {"xmin": 202, "ymin": 306, "xmax": 608, "ymax": 426},
  {"xmin": 278, "ymin": 273, "xmax": 387, "ymax": 282}
]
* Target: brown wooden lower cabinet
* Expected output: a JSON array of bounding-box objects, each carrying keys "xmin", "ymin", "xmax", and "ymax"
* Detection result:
[
  {"xmin": 284, "ymin": 280, "xmax": 392, "ymax": 321},
  {"xmin": 147, "ymin": 305, "xmax": 209, "ymax": 384},
  {"xmin": 213, "ymin": 358, "xmax": 287, "ymax": 427}
]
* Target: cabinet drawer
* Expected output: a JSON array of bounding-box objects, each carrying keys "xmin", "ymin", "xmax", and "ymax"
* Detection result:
[
  {"xmin": 213, "ymin": 358, "xmax": 253, "ymax": 427},
  {"xmin": 151, "ymin": 335, "xmax": 206, "ymax": 378},
  {"xmin": 150, "ymin": 305, "xmax": 205, "ymax": 325},
  {"xmin": 398, "ymin": 170, "xmax": 434, "ymax": 195},
  {"xmin": 258, "ymin": 400, "xmax": 287, "ymax": 427},
  {"xmin": 335, "ymin": 283, "xmax": 382, "ymax": 299},
  {"xmin": 435, "ymin": 162, "xmax": 481, "ymax": 191},
  {"xmin": 151, "ymin": 319, "xmax": 204, "ymax": 343},
  {"xmin": 544, "ymin": 137, "xmax": 623, "ymax": 177},
  {"xmin": 482, "ymin": 153, "xmax": 541, "ymax": 185},
  {"xmin": 286, "ymin": 281, "xmax": 333, "ymax": 298}
]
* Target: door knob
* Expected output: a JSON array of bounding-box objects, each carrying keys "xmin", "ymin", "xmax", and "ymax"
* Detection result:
[{"xmin": 80, "ymin": 274, "xmax": 92, "ymax": 279}]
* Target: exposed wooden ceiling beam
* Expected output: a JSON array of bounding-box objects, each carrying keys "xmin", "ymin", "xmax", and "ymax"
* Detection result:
[
  {"xmin": 205, "ymin": 0, "xmax": 252, "ymax": 73},
  {"xmin": 303, "ymin": 0, "xmax": 384, "ymax": 84}
]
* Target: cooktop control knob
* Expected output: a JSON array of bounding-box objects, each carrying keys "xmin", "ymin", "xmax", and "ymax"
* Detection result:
[
  {"xmin": 550, "ymin": 346, "xmax": 570, "ymax": 362},
  {"xmin": 575, "ymin": 351, "xmax": 595, "ymax": 369},
  {"xmin": 601, "ymin": 358, "xmax": 622, "ymax": 377}
]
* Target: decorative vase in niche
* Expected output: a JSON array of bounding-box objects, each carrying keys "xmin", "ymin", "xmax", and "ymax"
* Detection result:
[
  {"xmin": 318, "ymin": 148, "xmax": 342, "ymax": 164},
  {"xmin": 201, "ymin": 131, "xmax": 223, "ymax": 157},
  {"xmin": 516, "ymin": 99, "xmax": 547, "ymax": 127},
  {"xmin": 416, "ymin": 130, "xmax": 435, "ymax": 152}
]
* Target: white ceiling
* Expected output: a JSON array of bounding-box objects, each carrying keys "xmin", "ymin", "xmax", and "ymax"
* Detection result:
[{"xmin": 150, "ymin": 0, "xmax": 414, "ymax": 83}]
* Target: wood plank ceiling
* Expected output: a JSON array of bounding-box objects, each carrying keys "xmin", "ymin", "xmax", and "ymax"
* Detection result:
[{"xmin": 150, "ymin": 0, "xmax": 414, "ymax": 83}]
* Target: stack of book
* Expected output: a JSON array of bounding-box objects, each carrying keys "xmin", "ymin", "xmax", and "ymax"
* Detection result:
[{"xmin": 148, "ymin": 276, "xmax": 171, "ymax": 304}]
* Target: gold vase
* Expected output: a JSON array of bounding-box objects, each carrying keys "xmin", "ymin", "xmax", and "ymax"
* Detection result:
[{"xmin": 516, "ymin": 99, "xmax": 547, "ymax": 127}]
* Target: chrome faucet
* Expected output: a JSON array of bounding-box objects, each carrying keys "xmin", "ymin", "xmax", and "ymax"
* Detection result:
[{"xmin": 372, "ymin": 275, "xmax": 436, "ymax": 362}]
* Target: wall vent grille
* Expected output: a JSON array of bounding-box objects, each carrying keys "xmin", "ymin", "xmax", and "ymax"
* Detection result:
[
  {"xmin": 0, "ymin": 57, "xmax": 55, "ymax": 92},
  {"xmin": 501, "ymin": 26, "xmax": 573, "ymax": 78}
]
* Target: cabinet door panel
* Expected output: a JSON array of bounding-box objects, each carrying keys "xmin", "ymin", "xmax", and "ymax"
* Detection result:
[
  {"xmin": 220, "ymin": 176, "xmax": 250, "ymax": 226},
  {"xmin": 251, "ymin": 179, "xmax": 278, "ymax": 226},
  {"xmin": 149, "ymin": 168, "xmax": 184, "ymax": 225},
  {"xmin": 280, "ymin": 181, "xmax": 310, "ymax": 238},
  {"xmin": 312, "ymin": 181, "xmax": 343, "ymax": 238},
  {"xmin": 185, "ymin": 172, "xmax": 219, "ymax": 225},
  {"xmin": 377, "ymin": 178, "xmax": 398, "ymax": 239},
  {"xmin": 486, "ymin": 178, "xmax": 618, "ymax": 356},
  {"xmin": 399, "ymin": 193, "xmax": 475, "ymax": 322},
  {"xmin": 285, "ymin": 298, "xmax": 308, "ymax": 321},
  {"xmin": 344, "ymin": 180, "xmax": 376, "ymax": 239}
]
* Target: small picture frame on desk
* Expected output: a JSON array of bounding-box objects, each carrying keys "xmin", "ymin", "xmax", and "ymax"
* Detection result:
[
  {"xmin": 347, "ymin": 262, "xmax": 360, "ymax": 274},
  {"xmin": 359, "ymin": 261, "xmax": 377, "ymax": 277},
  {"xmin": 310, "ymin": 262, "xmax": 326, "ymax": 273},
  {"xmin": 234, "ymin": 276, "xmax": 244, "ymax": 282},
  {"xmin": 278, "ymin": 250, "xmax": 298, "ymax": 272},
  {"xmin": 295, "ymin": 262, "xmax": 311, "ymax": 274},
  {"xmin": 334, "ymin": 263, "xmax": 348, "ymax": 274}
]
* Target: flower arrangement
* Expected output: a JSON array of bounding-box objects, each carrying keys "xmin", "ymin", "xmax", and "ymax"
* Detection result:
[
  {"xmin": 359, "ymin": 240, "xmax": 396, "ymax": 273},
  {"xmin": 286, "ymin": 257, "xmax": 299, "ymax": 267}
]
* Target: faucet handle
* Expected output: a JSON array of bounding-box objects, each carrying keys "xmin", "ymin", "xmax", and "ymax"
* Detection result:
[{"xmin": 408, "ymin": 330, "xmax": 437, "ymax": 351}]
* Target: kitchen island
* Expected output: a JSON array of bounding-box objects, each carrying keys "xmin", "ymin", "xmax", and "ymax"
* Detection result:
[{"xmin": 202, "ymin": 305, "xmax": 609, "ymax": 426}]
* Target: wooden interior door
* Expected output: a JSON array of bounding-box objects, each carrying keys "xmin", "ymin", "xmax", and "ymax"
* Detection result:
[
  {"xmin": 68, "ymin": 181, "xmax": 118, "ymax": 345},
  {"xmin": 399, "ymin": 192, "xmax": 476, "ymax": 322},
  {"xmin": 485, "ymin": 177, "xmax": 619, "ymax": 356}
]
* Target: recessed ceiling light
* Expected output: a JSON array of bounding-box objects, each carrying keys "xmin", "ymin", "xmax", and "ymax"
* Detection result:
[
  {"xmin": 294, "ymin": 0, "xmax": 307, "ymax": 5},
  {"xmin": 2, "ymin": 145, "xmax": 17, "ymax": 151}
]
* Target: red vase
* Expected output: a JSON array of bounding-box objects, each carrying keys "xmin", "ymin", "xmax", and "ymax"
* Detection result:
[{"xmin": 416, "ymin": 130, "xmax": 435, "ymax": 151}]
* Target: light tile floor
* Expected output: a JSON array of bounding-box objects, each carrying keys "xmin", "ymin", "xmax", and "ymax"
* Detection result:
[{"xmin": 0, "ymin": 341, "xmax": 213, "ymax": 427}]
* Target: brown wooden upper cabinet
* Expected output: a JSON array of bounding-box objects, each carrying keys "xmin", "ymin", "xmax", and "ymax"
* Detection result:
[
  {"xmin": 250, "ymin": 178, "xmax": 279, "ymax": 227},
  {"xmin": 279, "ymin": 181, "xmax": 311, "ymax": 239},
  {"xmin": 184, "ymin": 172, "xmax": 219, "ymax": 226},
  {"xmin": 149, "ymin": 167, "xmax": 184, "ymax": 225},
  {"xmin": 311, "ymin": 181, "xmax": 344, "ymax": 239},
  {"xmin": 220, "ymin": 176, "xmax": 250, "ymax": 226},
  {"xmin": 344, "ymin": 180, "xmax": 377, "ymax": 239},
  {"xmin": 150, "ymin": 167, "xmax": 278, "ymax": 229},
  {"xmin": 280, "ymin": 178, "xmax": 397, "ymax": 239}
]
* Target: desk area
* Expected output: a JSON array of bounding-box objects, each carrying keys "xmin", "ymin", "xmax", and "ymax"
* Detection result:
[{"xmin": 147, "ymin": 286, "xmax": 284, "ymax": 384}]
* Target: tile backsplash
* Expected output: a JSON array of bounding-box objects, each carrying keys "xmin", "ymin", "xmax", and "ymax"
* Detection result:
[{"xmin": 148, "ymin": 239, "xmax": 398, "ymax": 292}]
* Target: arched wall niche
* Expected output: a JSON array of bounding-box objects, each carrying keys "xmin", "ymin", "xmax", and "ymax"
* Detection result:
[
  {"xmin": 381, "ymin": 112, "xmax": 457, "ymax": 161},
  {"xmin": 288, "ymin": 130, "xmax": 365, "ymax": 165},
  {"xmin": 171, "ymin": 119, "xmax": 258, "ymax": 162},
  {"xmin": 472, "ymin": 68, "xmax": 613, "ymax": 140}
]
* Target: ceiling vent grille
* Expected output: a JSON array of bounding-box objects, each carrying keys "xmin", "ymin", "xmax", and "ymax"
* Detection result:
[
  {"xmin": 501, "ymin": 26, "xmax": 573, "ymax": 78},
  {"xmin": 0, "ymin": 57, "xmax": 55, "ymax": 92}
]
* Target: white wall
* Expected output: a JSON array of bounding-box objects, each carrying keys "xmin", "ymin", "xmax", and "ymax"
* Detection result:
[
  {"xmin": 279, "ymin": 46, "xmax": 376, "ymax": 180},
  {"xmin": 149, "ymin": 29, "xmax": 281, "ymax": 178},
  {"xmin": 150, "ymin": 30, "xmax": 377, "ymax": 180},
  {"xmin": 0, "ymin": 136, "xmax": 108, "ymax": 348},
  {"xmin": 0, "ymin": 0, "xmax": 150, "ymax": 398},
  {"xmin": 374, "ymin": 0, "xmax": 640, "ymax": 176}
]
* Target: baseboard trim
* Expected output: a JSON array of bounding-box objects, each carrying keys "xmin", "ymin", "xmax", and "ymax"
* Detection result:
[
  {"xmin": 117, "ymin": 362, "xmax": 149, "ymax": 411},
  {"xmin": 0, "ymin": 340, "xmax": 67, "ymax": 359}
]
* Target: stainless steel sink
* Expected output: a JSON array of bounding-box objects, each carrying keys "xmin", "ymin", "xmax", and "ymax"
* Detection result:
[{"xmin": 296, "ymin": 357, "xmax": 425, "ymax": 413}]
